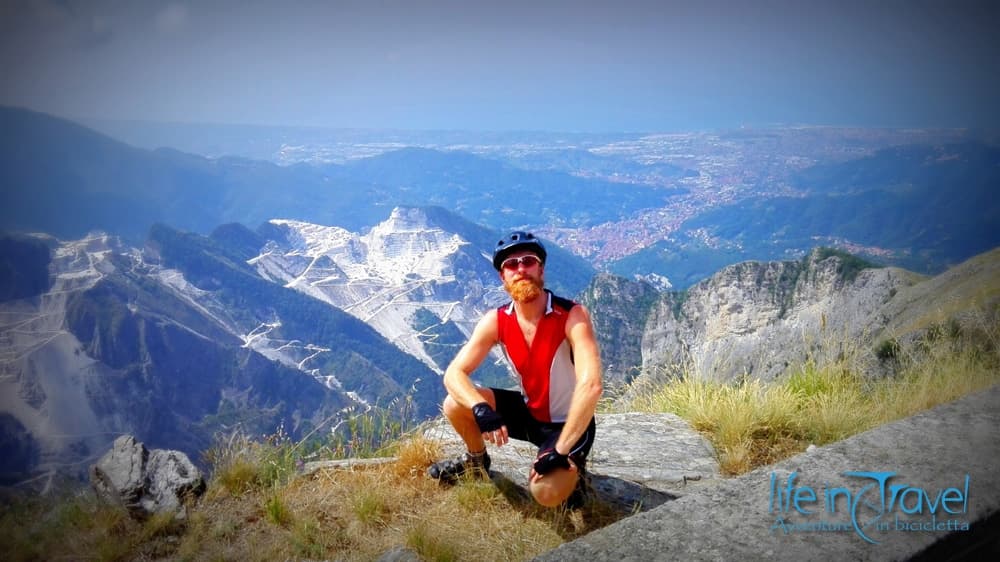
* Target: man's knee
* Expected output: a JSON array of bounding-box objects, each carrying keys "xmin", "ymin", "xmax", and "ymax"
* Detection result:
[
  {"xmin": 443, "ymin": 389, "xmax": 496, "ymax": 417},
  {"xmin": 442, "ymin": 395, "xmax": 462, "ymax": 417},
  {"xmin": 529, "ymin": 469, "xmax": 578, "ymax": 507}
]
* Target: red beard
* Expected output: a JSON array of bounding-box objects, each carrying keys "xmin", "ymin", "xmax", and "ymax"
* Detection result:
[{"xmin": 505, "ymin": 276, "xmax": 543, "ymax": 303}]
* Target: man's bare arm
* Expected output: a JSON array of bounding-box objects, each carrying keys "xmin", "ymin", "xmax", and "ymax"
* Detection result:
[
  {"xmin": 553, "ymin": 304, "xmax": 603, "ymax": 456},
  {"xmin": 443, "ymin": 310, "xmax": 499, "ymax": 408}
]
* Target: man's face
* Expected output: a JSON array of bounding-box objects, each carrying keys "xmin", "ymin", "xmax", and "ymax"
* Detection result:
[{"xmin": 499, "ymin": 250, "xmax": 544, "ymax": 303}]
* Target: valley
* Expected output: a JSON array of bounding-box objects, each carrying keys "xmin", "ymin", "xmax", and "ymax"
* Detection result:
[
  {"xmin": 82, "ymin": 114, "xmax": 993, "ymax": 283},
  {"xmin": 2, "ymin": 106, "xmax": 998, "ymax": 485}
]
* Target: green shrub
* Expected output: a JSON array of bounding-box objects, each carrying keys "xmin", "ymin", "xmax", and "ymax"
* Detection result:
[{"xmin": 265, "ymin": 494, "xmax": 292, "ymax": 527}]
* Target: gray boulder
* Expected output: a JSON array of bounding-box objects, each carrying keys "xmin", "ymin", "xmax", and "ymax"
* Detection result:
[
  {"xmin": 89, "ymin": 435, "xmax": 205, "ymax": 520},
  {"xmin": 534, "ymin": 383, "xmax": 1000, "ymax": 561},
  {"xmin": 422, "ymin": 412, "xmax": 719, "ymax": 512}
]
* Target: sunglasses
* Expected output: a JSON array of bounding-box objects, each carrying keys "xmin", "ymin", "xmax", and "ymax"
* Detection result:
[{"xmin": 501, "ymin": 255, "xmax": 542, "ymax": 270}]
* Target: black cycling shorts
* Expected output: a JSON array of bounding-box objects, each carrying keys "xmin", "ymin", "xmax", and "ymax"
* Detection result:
[{"xmin": 490, "ymin": 388, "xmax": 596, "ymax": 467}]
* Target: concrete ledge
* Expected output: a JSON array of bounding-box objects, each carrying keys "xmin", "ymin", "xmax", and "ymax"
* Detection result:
[{"xmin": 536, "ymin": 384, "xmax": 1000, "ymax": 562}]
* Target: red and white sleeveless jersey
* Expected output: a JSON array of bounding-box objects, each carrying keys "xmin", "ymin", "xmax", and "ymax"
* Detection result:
[{"xmin": 496, "ymin": 291, "xmax": 578, "ymax": 423}]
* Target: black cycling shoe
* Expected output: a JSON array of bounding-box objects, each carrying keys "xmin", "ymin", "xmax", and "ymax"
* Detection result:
[{"xmin": 427, "ymin": 451, "xmax": 491, "ymax": 483}]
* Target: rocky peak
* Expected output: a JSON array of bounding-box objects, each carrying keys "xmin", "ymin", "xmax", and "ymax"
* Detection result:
[
  {"xmin": 640, "ymin": 249, "xmax": 905, "ymax": 382},
  {"xmin": 581, "ymin": 248, "xmax": 929, "ymax": 385},
  {"xmin": 363, "ymin": 208, "xmax": 469, "ymax": 284},
  {"xmin": 252, "ymin": 208, "xmax": 508, "ymax": 371},
  {"xmin": 372, "ymin": 206, "xmax": 436, "ymax": 233}
]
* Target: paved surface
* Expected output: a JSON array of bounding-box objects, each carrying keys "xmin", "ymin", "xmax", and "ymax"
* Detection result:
[{"xmin": 535, "ymin": 384, "xmax": 1000, "ymax": 562}]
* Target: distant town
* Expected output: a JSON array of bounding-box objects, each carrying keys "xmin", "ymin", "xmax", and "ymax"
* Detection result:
[{"xmin": 85, "ymin": 118, "xmax": 986, "ymax": 272}]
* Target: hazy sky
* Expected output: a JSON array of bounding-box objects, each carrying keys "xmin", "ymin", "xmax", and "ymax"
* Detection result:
[{"xmin": 2, "ymin": 0, "xmax": 998, "ymax": 132}]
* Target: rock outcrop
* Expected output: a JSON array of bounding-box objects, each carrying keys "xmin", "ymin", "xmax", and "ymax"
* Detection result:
[
  {"xmin": 579, "ymin": 274, "xmax": 661, "ymax": 383},
  {"xmin": 89, "ymin": 435, "xmax": 206, "ymax": 520},
  {"xmin": 641, "ymin": 250, "xmax": 917, "ymax": 381},
  {"xmin": 535, "ymin": 384, "xmax": 1000, "ymax": 561},
  {"xmin": 0, "ymin": 228, "xmax": 414, "ymax": 483},
  {"xmin": 422, "ymin": 412, "xmax": 719, "ymax": 512},
  {"xmin": 586, "ymin": 248, "xmax": 1000, "ymax": 385}
]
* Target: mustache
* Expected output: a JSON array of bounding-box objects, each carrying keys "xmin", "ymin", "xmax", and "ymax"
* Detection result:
[{"xmin": 510, "ymin": 276, "xmax": 540, "ymax": 286}]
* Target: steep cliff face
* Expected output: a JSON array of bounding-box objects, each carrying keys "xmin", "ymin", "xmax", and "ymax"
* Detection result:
[
  {"xmin": 0, "ymin": 229, "xmax": 436, "ymax": 484},
  {"xmin": 645, "ymin": 249, "xmax": 919, "ymax": 381},
  {"xmin": 578, "ymin": 273, "xmax": 660, "ymax": 383},
  {"xmin": 587, "ymin": 248, "xmax": 938, "ymax": 384}
]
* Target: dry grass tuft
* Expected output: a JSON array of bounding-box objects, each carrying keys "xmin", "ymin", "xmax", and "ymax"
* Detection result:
[
  {"xmin": 270, "ymin": 440, "xmax": 575, "ymax": 561},
  {"xmin": 392, "ymin": 435, "xmax": 443, "ymax": 479},
  {"xmin": 625, "ymin": 316, "xmax": 1000, "ymax": 475},
  {"xmin": 23, "ymin": 313, "xmax": 994, "ymax": 559},
  {"xmin": 72, "ymin": 433, "xmax": 616, "ymax": 562}
]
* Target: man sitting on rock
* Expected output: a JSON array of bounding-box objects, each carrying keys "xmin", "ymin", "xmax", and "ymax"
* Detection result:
[{"xmin": 427, "ymin": 231, "xmax": 603, "ymax": 508}]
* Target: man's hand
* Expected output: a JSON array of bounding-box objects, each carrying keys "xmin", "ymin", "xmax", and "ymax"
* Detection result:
[
  {"xmin": 472, "ymin": 402, "xmax": 508, "ymax": 446},
  {"xmin": 532, "ymin": 448, "xmax": 572, "ymax": 475}
]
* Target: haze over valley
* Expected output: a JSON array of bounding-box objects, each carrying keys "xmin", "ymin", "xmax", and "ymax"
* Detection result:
[{"xmin": 53, "ymin": 111, "xmax": 1000, "ymax": 287}]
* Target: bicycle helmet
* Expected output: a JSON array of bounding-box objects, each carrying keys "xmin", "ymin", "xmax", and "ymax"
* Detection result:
[{"xmin": 492, "ymin": 231, "xmax": 547, "ymax": 271}]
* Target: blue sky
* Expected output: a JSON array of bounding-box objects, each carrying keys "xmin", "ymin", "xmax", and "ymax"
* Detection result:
[{"xmin": 1, "ymin": 0, "xmax": 998, "ymax": 132}]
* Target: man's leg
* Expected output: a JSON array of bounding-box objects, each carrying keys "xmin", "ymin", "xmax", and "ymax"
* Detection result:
[
  {"xmin": 427, "ymin": 388, "xmax": 498, "ymax": 482},
  {"xmin": 527, "ymin": 418, "xmax": 596, "ymax": 507},
  {"xmin": 530, "ymin": 465, "xmax": 580, "ymax": 507},
  {"xmin": 441, "ymin": 387, "xmax": 497, "ymax": 453}
]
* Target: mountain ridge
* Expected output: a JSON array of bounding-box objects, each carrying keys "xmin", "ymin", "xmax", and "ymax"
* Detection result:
[
  {"xmin": 0, "ymin": 224, "xmax": 448, "ymax": 485},
  {"xmin": 1, "ymin": 216, "xmax": 997, "ymax": 486},
  {"xmin": 614, "ymin": 140, "xmax": 1000, "ymax": 286},
  {"xmin": 4, "ymin": 105, "xmax": 997, "ymax": 290},
  {"xmin": 3, "ymin": 105, "xmax": 999, "ymax": 488},
  {"xmin": 0, "ymin": 106, "xmax": 382, "ymax": 239},
  {"xmin": 586, "ymin": 246, "xmax": 999, "ymax": 386}
]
